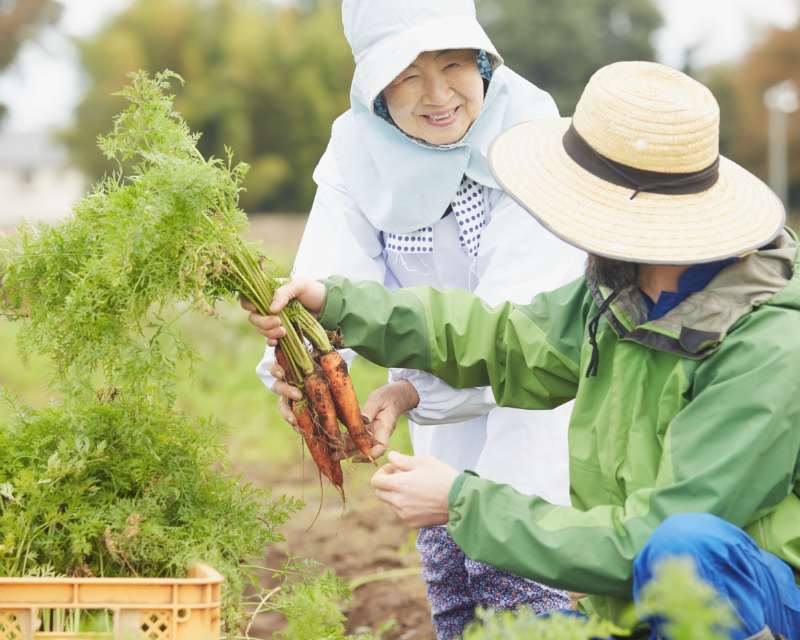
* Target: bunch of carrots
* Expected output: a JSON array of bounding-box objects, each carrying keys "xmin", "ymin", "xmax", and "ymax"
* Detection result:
[{"xmin": 231, "ymin": 253, "xmax": 372, "ymax": 501}]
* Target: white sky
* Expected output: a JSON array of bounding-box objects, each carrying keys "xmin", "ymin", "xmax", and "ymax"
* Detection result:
[{"xmin": 0, "ymin": 0, "xmax": 798, "ymax": 134}]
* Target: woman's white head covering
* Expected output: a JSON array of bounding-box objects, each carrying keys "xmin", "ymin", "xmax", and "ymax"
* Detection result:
[{"xmin": 331, "ymin": 0, "xmax": 559, "ymax": 234}]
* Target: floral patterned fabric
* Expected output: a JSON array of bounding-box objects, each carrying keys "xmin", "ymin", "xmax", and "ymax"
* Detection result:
[{"xmin": 416, "ymin": 527, "xmax": 571, "ymax": 639}]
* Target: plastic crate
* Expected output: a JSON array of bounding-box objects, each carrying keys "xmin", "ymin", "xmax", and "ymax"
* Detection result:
[{"xmin": 0, "ymin": 563, "xmax": 222, "ymax": 640}]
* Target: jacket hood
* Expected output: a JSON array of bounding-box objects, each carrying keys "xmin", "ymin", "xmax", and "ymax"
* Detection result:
[{"xmin": 594, "ymin": 228, "xmax": 800, "ymax": 359}]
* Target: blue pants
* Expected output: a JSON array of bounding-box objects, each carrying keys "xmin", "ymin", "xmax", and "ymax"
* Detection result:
[{"xmin": 634, "ymin": 513, "xmax": 800, "ymax": 639}]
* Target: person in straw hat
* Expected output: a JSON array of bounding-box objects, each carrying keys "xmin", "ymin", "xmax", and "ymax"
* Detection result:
[
  {"xmin": 247, "ymin": 0, "xmax": 586, "ymax": 634},
  {"xmin": 245, "ymin": 60, "xmax": 800, "ymax": 639}
]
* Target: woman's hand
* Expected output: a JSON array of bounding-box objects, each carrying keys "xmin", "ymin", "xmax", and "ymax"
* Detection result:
[
  {"xmin": 268, "ymin": 360, "xmax": 420, "ymax": 458},
  {"xmin": 265, "ymin": 358, "xmax": 303, "ymax": 429},
  {"xmin": 371, "ymin": 452, "xmax": 459, "ymax": 529},
  {"xmin": 340, "ymin": 380, "xmax": 420, "ymax": 463},
  {"xmin": 241, "ymin": 277, "xmax": 327, "ymax": 347}
]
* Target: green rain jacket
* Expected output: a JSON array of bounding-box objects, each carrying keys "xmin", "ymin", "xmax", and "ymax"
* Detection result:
[{"xmin": 317, "ymin": 229, "xmax": 800, "ymax": 624}]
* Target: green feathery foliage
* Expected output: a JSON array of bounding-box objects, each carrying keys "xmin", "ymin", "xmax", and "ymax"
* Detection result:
[
  {"xmin": 0, "ymin": 70, "xmax": 309, "ymax": 635},
  {"xmin": 634, "ymin": 557, "xmax": 740, "ymax": 640},
  {"xmin": 245, "ymin": 556, "xmax": 393, "ymax": 640},
  {"xmin": 463, "ymin": 558, "xmax": 739, "ymax": 640},
  {"xmin": 266, "ymin": 557, "xmax": 351, "ymax": 640},
  {"xmin": 463, "ymin": 608, "xmax": 626, "ymax": 640},
  {"xmin": 0, "ymin": 390, "xmax": 300, "ymax": 632},
  {"xmin": 0, "ymin": 70, "xmax": 323, "ymax": 403}
]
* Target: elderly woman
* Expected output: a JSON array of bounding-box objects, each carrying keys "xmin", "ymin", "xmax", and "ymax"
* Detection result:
[{"xmin": 248, "ymin": 0, "xmax": 585, "ymax": 636}]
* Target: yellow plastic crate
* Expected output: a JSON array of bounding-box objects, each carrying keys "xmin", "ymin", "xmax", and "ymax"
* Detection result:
[{"xmin": 0, "ymin": 563, "xmax": 222, "ymax": 640}]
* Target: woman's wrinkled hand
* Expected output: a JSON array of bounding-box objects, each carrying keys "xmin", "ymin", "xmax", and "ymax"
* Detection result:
[
  {"xmin": 371, "ymin": 452, "xmax": 459, "ymax": 529},
  {"xmin": 271, "ymin": 369, "xmax": 420, "ymax": 458},
  {"xmin": 334, "ymin": 380, "xmax": 420, "ymax": 463},
  {"xmin": 240, "ymin": 277, "xmax": 327, "ymax": 347}
]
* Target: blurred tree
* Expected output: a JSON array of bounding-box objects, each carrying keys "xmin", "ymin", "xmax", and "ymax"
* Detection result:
[
  {"xmin": 694, "ymin": 64, "xmax": 737, "ymax": 159},
  {"xmin": 0, "ymin": 0, "xmax": 63, "ymax": 121},
  {"xmin": 476, "ymin": 0, "xmax": 662, "ymax": 116},
  {"xmin": 63, "ymin": 0, "xmax": 354, "ymax": 213},
  {"xmin": 725, "ymin": 23, "xmax": 800, "ymax": 210}
]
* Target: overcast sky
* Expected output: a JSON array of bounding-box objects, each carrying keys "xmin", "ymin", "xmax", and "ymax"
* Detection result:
[{"xmin": 0, "ymin": 0, "xmax": 798, "ymax": 134}]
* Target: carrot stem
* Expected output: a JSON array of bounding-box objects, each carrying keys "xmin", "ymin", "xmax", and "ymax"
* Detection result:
[{"xmin": 225, "ymin": 245, "xmax": 316, "ymax": 378}]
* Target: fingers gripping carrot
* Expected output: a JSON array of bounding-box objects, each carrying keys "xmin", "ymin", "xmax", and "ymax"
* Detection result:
[{"xmin": 319, "ymin": 351, "xmax": 374, "ymax": 463}]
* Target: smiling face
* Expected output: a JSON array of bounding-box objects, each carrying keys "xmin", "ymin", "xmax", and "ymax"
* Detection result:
[{"xmin": 381, "ymin": 49, "xmax": 486, "ymax": 145}]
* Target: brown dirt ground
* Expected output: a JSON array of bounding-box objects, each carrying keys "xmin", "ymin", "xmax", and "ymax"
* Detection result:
[{"xmin": 238, "ymin": 457, "xmax": 436, "ymax": 640}]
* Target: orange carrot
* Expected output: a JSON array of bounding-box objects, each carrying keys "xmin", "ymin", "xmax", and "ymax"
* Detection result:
[
  {"xmin": 305, "ymin": 371, "xmax": 345, "ymax": 456},
  {"xmin": 274, "ymin": 343, "xmax": 296, "ymax": 384},
  {"xmin": 292, "ymin": 399, "xmax": 344, "ymax": 488},
  {"xmin": 318, "ymin": 350, "xmax": 373, "ymax": 462}
]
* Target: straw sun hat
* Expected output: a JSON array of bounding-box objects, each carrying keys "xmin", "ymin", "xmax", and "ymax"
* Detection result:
[{"xmin": 489, "ymin": 61, "xmax": 786, "ymax": 264}]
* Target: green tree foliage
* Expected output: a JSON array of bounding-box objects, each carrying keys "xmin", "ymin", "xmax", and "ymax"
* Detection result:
[
  {"xmin": 0, "ymin": 0, "xmax": 63, "ymax": 121},
  {"xmin": 476, "ymin": 0, "xmax": 663, "ymax": 115},
  {"xmin": 64, "ymin": 0, "xmax": 664, "ymax": 210},
  {"xmin": 63, "ymin": 0, "xmax": 354, "ymax": 213},
  {"xmin": 693, "ymin": 22, "xmax": 800, "ymax": 214},
  {"xmin": 730, "ymin": 24, "xmax": 799, "ymax": 211}
]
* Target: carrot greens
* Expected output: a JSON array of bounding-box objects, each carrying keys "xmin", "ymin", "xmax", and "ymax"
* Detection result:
[
  {"xmin": 0, "ymin": 70, "xmax": 317, "ymax": 635},
  {"xmin": 0, "ymin": 70, "xmax": 325, "ymax": 398}
]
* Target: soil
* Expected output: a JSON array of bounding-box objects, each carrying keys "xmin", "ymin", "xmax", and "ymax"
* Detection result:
[{"xmin": 239, "ymin": 457, "xmax": 436, "ymax": 640}]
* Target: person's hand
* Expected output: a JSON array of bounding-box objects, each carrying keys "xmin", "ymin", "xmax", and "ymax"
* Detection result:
[
  {"xmin": 265, "ymin": 358, "xmax": 304, "ymax": 430},
  {"xmin": 337, "ymin": 381, "xmax": 420, "ymax": 463},
  {"xmin": 371, "ymin": 452, "xmax": 459, "ymax": 528},
  {"xmin": 240, "ymin": 277, "xmax": 327, "ymax": 347},
  {"xmin": 270, "ymin": 366, "xmax": 420, "ymax": 457}
]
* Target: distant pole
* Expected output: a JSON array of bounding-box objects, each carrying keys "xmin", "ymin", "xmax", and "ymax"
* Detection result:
[{"xmin": 764, "ymin": 80, "xmax": 799, "ymax": 209}]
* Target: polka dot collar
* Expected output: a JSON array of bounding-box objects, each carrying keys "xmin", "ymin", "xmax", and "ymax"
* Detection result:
[{"xmin": 385, "ymin": 175, "xmax": 486, "ymax": 259}]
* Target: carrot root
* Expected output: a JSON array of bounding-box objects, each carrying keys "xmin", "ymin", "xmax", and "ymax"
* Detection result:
[
  {"xmin": 305, "ymin": 371, "xmax": 346, "ymax": 457},
  {"xmin": 274, "ymin": 343, "xmax": 296, "ymax": 384},
  {"xmin": 304, "ymin": 469, "xmax": 324, "ymax": 532},
  {"xmin": 319, "ymin": 351, "xmax": 374, "ymax": 463},
  {"xmin": 292, "ymin": 399, "xmax": 344, "ymax": 490}
]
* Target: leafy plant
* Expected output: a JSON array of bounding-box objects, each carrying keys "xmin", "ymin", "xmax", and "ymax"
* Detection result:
[
  {"xmin": 463, "ymin": 558, "xmax": 739, "ymax": 640},
  {"xmin": 243, "ymin": 556, "xmax": 393, "ymax": 640},
  {"xmin": 463, "ymin": 608, "xmax": 625, "ymax": 640},
  {"xmin": 0, "ymin": 389, "xmax": 301, "ymax": 632},
  {"xmin": 1, "ymin": 69, "xmax": 323, "ymax": 402},
  {"xmin": 0, "ymin": 70, "xmax": 313, "ymax": 634},
  {"xmin": 261, "ymin": 557, "xmax": 351, "ymax": 640},
  {"xmin": 633, "ymin": 557, "xmax": 739, "ymax": 640}
]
